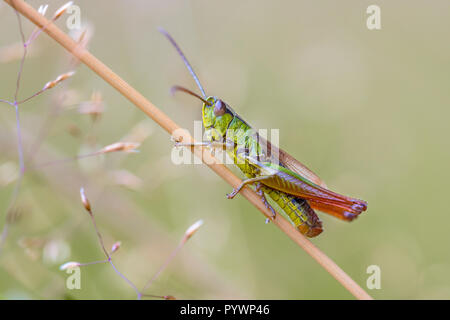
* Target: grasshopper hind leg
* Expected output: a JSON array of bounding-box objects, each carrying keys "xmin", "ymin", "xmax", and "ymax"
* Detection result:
[
  {"xmin": 255, "ymin": 183, "xmax": 276, "ymax": 224},
  {"xmin": 226, "ymin": 175, "xmax": 272, "ymax": 199}
]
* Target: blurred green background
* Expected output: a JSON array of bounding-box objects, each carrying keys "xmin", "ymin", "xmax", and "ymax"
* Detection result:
[{"xmin": 0, "ymin": 0, "xmax": 449, "ymax": 299}]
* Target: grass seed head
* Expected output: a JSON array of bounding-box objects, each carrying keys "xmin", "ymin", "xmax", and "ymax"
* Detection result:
[
  {"xmin": 53, "ymin": 1, "xmax": 73, "ymax": 20},
  {"xmin": 38, "ymin": 4, "xmax": 49, "ymax": 16},
  {"xmin": 184, "ymin": 219, "xmax": 204, "ymax": 241},
  {"xmin": 111, "ymin": 241, "xmax": 122, "ymax": 253},
  {"xmin": 43, "ymin": 71, "xmax": 75, "ymax": 91},
  {"xmin": 100, "ymin": 142, "xmax": 140, "ymax": 154},
  {"xmin": 79, "ymin": 187, "xmax": 91, "ymax": 213},
  {"xmin": 59, "ymin": 261, "xmax": 80, "ymax": 270}
]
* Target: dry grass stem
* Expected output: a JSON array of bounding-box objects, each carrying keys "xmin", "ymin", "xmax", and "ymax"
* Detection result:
[{"xmin": 58, "ymin": 187, "xmax": 200, "ymax": 299}]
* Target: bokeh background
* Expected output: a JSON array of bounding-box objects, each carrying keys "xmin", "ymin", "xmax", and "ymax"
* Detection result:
[{"xmin": 0, "ymin": 0, "xmax": 449, "ymax": 299}]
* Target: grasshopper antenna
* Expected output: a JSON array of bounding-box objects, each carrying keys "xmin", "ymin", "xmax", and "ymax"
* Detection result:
[
  {"xmin": 170, "ymin": 85, "xmax": 212, "ymax": 106},
  {"xmin": 158, "ymin": 27, "xmax": 207, "ymax": 99}
]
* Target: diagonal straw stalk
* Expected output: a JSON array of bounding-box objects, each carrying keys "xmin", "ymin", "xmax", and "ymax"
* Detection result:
[{"xmin": 4, "ymin": 0, "xmax": 372, "ymax": 300}]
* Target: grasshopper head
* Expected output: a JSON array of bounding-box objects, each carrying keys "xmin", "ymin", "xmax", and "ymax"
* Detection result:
[
  {"xmin": 169, "ymin": 86, "xmax": 235, "ymax": 141},
  {"xmin": 160, "ymin": 31, "xmax": 235, "ymax": 142},
  {"xmin": 202, "ymin": 96, "xmax": 234, "ymax": 141}
]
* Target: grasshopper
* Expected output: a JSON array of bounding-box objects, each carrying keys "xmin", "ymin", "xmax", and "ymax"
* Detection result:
[{"xmin": 161, "ymin": 29, "xmax": 367, "ymax": 237}]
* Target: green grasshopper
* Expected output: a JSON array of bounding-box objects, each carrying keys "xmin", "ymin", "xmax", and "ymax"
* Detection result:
[{"xmin": 161, "ymin": 29, "xmax": 367, "ymax": 237}]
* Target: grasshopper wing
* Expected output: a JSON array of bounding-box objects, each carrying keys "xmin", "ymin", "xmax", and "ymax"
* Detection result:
[
  {"xmin": 256, "ymin": 134, "xmax": 328, "ymax": 189},
  {"xmin": 245, "ymin": 156, "xmax": 367, "ymax": 220},
  {"xmin": 307, "ymin": 199, "xmax": 361, "ymax": 221}
]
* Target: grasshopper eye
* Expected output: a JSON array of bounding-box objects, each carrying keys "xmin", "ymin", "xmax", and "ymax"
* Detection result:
[{"xmin": 214, "ymin": 99, "xmax": 226, "ymax": 116}]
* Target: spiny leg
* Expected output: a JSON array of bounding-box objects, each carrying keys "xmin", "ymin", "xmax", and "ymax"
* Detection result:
[
  {"xmin": 255, "ymin": 182, "xmax": 276, "ymax": 223},
  {"xmin": 175, "ymin": 140, "xmax": 235, "ymax": 160},
  {"xmin": 175, "ymin": 140, "xmax": 234, "ymax": 151},
  {"xmin": 226, "ymin": 175, "xmax": 272, "ymax": 199}
]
